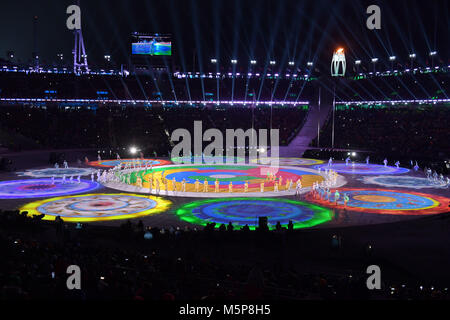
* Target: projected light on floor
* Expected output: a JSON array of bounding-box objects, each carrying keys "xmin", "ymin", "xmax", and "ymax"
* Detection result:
[
  {"xmin": 176, "ymin": 198, "xmax": 333, "ymax": 230},
  {"xmin": 0, "ymin": 179, "xmax": 100, "ymax": 199},
  {"xmin": 87, "ymin": 158, "xmax": 171, "ymax": 168},
  {"xmin": 171, "ymin": 155, "xmax": 245, "ymax": 164},
  {"xmin": 17, "ymin": 167, "xmax": 97, "ymax": 178},
  {"xmin": 360, "ymin": 175, "xmax": 448, "ymax": 189},
  {"xmin": 251, "ymin": 157, "xmax": 325, "ymax": 166},
  {"xmin": 20, "ymin": 193, "xmax": 171, "ymax": 222},
  {"xmin": 307, "ymin": 188, "xmax": 450, "ymax": 215},
  {"xmin": 121, "ymin": 164, "xmax": 325, "ymax": 194},
  {"xmin": 314, "ymin": 163, "xmax": 409, "ymax": 175}
]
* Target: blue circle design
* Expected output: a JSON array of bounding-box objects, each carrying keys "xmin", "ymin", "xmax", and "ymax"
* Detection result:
[
  {"xmin": 0, "ymin": 179, "xmax": 100, "ymax": 199},
  {"xmin": 365, "ymin": 176, "xmax": 447, "ymax": 189},
  {"xmin": 17, "ymin": 167, "xmax": 97, "ymax": 178},
  {"xmin": 67, "ymin": 200, "xmax": 129, "ymax": 212},
  {"xmin": 314, "ymin": 163, "xmax": 409, "ymax": 175},
  {"xmin": 343, "ymin": 190, "xmax": 435, "ymax": 210},
  {"xmin": 192, "ymin": 200, "xmax": 315, "ymax": 227}
]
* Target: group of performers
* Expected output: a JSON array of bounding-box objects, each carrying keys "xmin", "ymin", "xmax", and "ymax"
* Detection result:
[
  {"xmin": 425, "ymin": 167, "xmax": 450, "ymax": 186},
  {"xmin": 311, "ymin": 182, "xmax": 350, "ymax": 206},
  {"xmin": 316, "ymin": 168, "xmax": 339, "ymax": 187},
  {"xmin": 53, "ymin": 174, "xmax": 81, "ymax": 184},
  {"xmin": 120, "ymin": 159, "xmax": 154, "ymax": 171},
  {"xmin": 54, "ymin": 160, "xmax": 69, "ymax": 169},
  {"xmin": 115, "ymin": 167, "xmax": 305, "ymax": 194}
]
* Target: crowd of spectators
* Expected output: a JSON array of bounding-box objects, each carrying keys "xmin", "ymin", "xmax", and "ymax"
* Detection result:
[
  {"xmin": 1, "ymin": 210, "xmax": 449, "ymax": 300},
  {"xmin": 0, "ymin": 72, "xmax": 315, "ymax": 102},
  {"xmin": 0, "ymin": 105, "xmax": 309, "ymax": 153},
  {"xmin": 0, "ymin": 66, "xmax": 446, "ymax": 102},
  {"xmin": 0, "ymin": 68, "xmax": 447, "ymax": 156},
  {"xmin": 335, "ymin": 71, "xmax": 447, "ymax": 101},
  {"xmin": 314, "ymin": 104, "xmax": 450, "ymax": 160}
]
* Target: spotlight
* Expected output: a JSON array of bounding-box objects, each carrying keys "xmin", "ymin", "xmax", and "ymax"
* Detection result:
[
  {"xmin": 389, "ymin": 56, "xmax": 396, "ymax": 61},
  {"xmin": 129, "ymin": 146, "xmax": 137, "ymax": 154},
  {"xmin": 231, "ymin": 59, "xmax": 237, "ymax": 64},
  {"xmin": 210, "ymin": 58, "xmax": 217, "ymax": 63},
  {"xmin": 409, "ymin": 53, "xmax": 417, "ymax": 68},
  {"xmin": 288, "ymin": 61, "xmax": 295, "ymax": 66},
  {"xmin": 429, "ymin": 51, "xmax": 437, "ymax": 56},
  {"xmin": 104, "ymin": 55, "xmax": 111, "ymax": 61},
  {"xmin": 250, "ymin": 60, "xmax": 257, "ymax": 65},
  {"xmin": 269, "ymin": 60, "xmax": 276, "ymax": 65},
  {"xmin": 355, "ymin": 60, "xmax": 361, "ymax": 65},
  {"xmin": 371, "ymin": 58, "xmax": 378, "ymax": 63},
  {"xmin": 351, "ymin": 152, "xmax": 356, "ymax": 156},
  {"xmin": 307, "ymin": 62, "xmax": 313, "ymax": 67}
]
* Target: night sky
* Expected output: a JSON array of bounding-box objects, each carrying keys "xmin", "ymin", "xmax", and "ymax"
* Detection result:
[{"xmin": 0, "ymin": 0, "xmax": 447, "ymax": 71}]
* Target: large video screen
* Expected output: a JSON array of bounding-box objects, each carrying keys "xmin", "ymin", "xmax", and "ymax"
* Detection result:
[{"xmin": 131, "ymin": 34, "xmax": 172, "ymax": 56}]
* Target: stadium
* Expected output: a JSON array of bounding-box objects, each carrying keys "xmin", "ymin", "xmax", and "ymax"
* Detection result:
[{"xmin": 0, "ymin": 0, "xmax": 449, "ymax": 308}]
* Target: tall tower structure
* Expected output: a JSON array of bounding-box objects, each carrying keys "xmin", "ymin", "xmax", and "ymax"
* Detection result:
[{"xmin": 72, "ymin": 0, "xmax": 89, "ymax": 74}]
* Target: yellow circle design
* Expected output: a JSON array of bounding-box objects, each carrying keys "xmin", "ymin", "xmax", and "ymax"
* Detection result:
[
  {"xmin": 353, "ymin": 195, "xmax": 397, "ymax": 203},
  {"xmin": 19, "ymin": 193, "xmax": 171, "ymax": 222}
]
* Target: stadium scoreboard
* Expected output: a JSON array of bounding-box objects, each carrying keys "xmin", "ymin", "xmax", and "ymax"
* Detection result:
[{"xmin": 131, "ymin": 33, "xmax": 172, "ymax": 56}]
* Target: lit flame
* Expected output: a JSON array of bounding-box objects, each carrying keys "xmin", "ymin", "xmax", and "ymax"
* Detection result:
[{"xmin": 336, "ymin": 48, "xmax": 344, "ymax": 54}]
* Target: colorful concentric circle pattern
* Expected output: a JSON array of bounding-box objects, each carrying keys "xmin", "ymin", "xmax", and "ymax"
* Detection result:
[
  {"xmin": 307, "ymin": 188, "xmax": 450, "ymax": 215},
  {"xmin": 176, "ymin": 198, "xmax": 333, "ymax": 229},
  {"xmin": 0, "ymin": 179, "xmax": 100, "ymax": 199},
  {"xmin": 19, "ymin": 193, "xmax": 171, "ymax": 222},
  {"xmin": 314, "ymin": 163, "xmax": 409, "ymax": 175}
]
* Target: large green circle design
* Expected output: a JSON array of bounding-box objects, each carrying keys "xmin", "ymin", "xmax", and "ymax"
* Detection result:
[{"xmin": 176, "ymin": 197, "xmax": 333, "ymax": 230}]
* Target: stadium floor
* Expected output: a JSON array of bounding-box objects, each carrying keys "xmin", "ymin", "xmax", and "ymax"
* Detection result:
[{"xmin": 1, "ymin": 155, "xmax": 449, "ymax": 229}]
